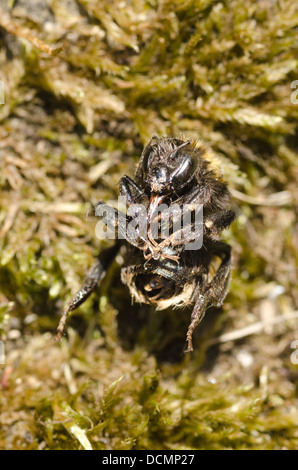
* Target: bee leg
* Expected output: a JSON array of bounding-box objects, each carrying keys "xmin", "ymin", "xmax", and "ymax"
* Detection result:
[
  {"xmin": 149, "ymin": 189, "xmax": 206, "ymax": 255},
  {"xmin": 185, "ymin": 293, "xmax": 211, "ymax": 352},
  {"xmin": 185, "ymin": 241, "xmax": 232, "ymax": 352},
  {"xmin": 119, "ymin": 176, "xmax": 148, "ymax": 206},
  {"xmin": 95, "ymin": 200, "xmax": 144, "ymax": 249},
  {"xmin": 57, "ymin": 243, "xmax": 120, "ymax": 341},
  {"xmin": 204, "ymin": 210, "xmax": 236, "ymax": 239},
  {"xmin": 207, "ymin": 241, "xmax": 232, "ymax": 307},
  {"xmin": 150, "ymin": 186, "xmax": 204, "ymax": 231},
  {"xmin": 149, "ymin": 209, "xmax": 204, "ymax": 258}
]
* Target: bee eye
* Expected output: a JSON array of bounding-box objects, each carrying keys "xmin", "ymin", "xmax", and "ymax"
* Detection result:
[{"xmin": 171, "ymin": 153, "xmax": 197, "ymax": 189}]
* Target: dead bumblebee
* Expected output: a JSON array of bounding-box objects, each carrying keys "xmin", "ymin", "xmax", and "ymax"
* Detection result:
[{"xmin": 57, "ymin": 136, "xmax": 235, "ymax": 352}]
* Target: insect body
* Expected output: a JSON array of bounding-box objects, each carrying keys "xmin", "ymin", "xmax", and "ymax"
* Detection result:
[{"xmin": 57, "ymin": 136, "xmax": 235, "ymax": 352}]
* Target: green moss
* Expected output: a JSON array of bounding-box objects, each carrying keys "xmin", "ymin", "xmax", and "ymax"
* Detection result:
[{"xmin": 0, "ymin": 0, "xmax": 297, "ymax": 450}]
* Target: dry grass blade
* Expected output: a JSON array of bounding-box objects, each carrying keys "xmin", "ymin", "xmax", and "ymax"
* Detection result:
[
  {"xmin": 0, "ymin": 12, "xmax": 63, "ymax": 55},
  {"xmin": 230, "ymin": 189, "xmax": 293, "ymax": 206},
  {"xmin": 208, "ymin": 311, "xmax": 298, "ymax": 346}
]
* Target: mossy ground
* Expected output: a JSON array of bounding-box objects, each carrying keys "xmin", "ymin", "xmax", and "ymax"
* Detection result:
[{"xmin": 0, "ymin": 0, "xmax": 297, "ymax": 450}]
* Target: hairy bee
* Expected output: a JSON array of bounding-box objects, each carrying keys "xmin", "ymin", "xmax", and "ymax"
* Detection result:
[{"xmin": 57, "ymin": 136, "xmax": 235, "ymax": 352}]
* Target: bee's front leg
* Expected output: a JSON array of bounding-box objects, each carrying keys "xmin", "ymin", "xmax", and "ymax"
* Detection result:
[
  {"xmin": 119, "ymin": 176, "xmax": 148, "ymax": 206},
  {"xmin": 95, "ymin": 200, "xmax": 149, "ymax": 250}
]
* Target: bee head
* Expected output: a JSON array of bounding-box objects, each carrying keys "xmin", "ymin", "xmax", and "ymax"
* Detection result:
[{"xmin": 136, "ymin": 137, "xmax": 198, "ymax": 195}]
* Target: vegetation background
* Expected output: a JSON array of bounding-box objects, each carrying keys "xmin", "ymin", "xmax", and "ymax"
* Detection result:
[{"xmin": 0, "ymin": 0, "xmax": 297, "ymax": 450}]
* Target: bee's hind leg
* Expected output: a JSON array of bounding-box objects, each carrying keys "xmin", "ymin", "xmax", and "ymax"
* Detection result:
[
  {"xmin": 185, "ymin": 241, "xmax": 232, "ymax": 352},
  {"xmin": 57, "ymin": 243, "xmax": 120, "ymax": 341}
]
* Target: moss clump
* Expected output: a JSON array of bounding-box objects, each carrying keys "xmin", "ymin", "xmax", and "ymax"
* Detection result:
[{"xmin": 0, "ymin": 0, "xmax": 297, "ymax": 450}]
